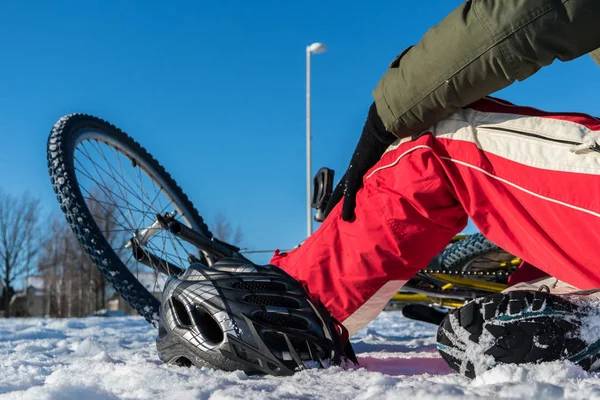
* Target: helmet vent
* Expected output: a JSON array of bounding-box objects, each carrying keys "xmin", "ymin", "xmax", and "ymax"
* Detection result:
[
  {"xmin": 244, "ymin": 295, "xmax": 300, "ymax": 309},
  {"xmin": 174, "ymin": 357, "xmax": 192, "ymax": 367},
  {"xmin": 253, "ymin": 311, "xmax": 309, "ymax": 331},
  {"xmin": 233, "ymin": 281, "xmax": 286, "ymax": 291},
  {"xmin": 190, "ymin": 306, "xmax": 224, "ymax": 345},
  {"xmin": 232, "ymin": 344, "xmax": 260, "ymax": 366},
  {"xmin": 171, "ymin": 299, "xmax": 224, "ymax": 345},
  {"xmin": 171, "ymin": 298, "xmax": 192, "ymax": 327},
  {"xmin": 262, "ymin": 331, "xmax": 311, "ymax": 360},
  {"xmin": 266, "ymin": 361, "xmax": 280, "ymax": 372}
]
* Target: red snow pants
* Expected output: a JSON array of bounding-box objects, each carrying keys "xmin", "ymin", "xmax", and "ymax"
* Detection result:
[{"xmin": 270, "ymin": 97, "xmax": 600, "ymax": 336}]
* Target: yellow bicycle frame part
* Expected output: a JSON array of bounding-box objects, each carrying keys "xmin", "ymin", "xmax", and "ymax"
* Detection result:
[
  {"xmin": 389, "ymin": 235, "xmax": 519, "ymax": 308},
  {"xmin": 429, "ymin": 274, "xmax": 507, "ymax": 292},
  {"xmin": 390, "ymin": 293, "xmax": 465, "ymax": 308}
]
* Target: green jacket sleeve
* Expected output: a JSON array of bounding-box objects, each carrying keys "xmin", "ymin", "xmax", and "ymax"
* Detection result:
[
  {"xmin": 373, "ymin": 0, "xmax": 600, "ymax": 137},
  {"xmin": 592, "ymin": 49, "xmax": 600, "ymax": 67}
]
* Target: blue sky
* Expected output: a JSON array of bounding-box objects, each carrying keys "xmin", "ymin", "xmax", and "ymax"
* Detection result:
[{"xmin": 1, "ymin": 1, "xmax": 599, "ymax": 265}]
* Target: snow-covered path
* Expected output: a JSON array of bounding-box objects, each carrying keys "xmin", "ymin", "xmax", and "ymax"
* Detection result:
[{"xmin": 0, "ymin": 312, "xmax": 598, "ymax": 399}]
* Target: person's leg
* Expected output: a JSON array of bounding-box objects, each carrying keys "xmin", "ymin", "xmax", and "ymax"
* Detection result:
[
  {"xmin": 506, "ymin": 261, "xmax": 549, "ymax": 287},
  {"xmin": 432, "ymin": 97, "xmax": 600, "ymax": 292},
  {"xmin": 271, "ymin": 137, "xmax": 469, "ymax": 336},
  {"xmin": 272, "ymin": 96, "xmax": 600, "ymax": 336}
]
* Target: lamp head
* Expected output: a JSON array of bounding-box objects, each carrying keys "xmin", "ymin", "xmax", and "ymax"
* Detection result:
[{"xmin": 307, "ymin": 42, "xmax": 327, "ymax": 54}]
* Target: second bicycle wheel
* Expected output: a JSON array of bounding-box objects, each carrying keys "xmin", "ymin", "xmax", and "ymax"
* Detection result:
[
  {"xmin": 441, "ymin": 233, "xmax": 520, "ymax": 283},
  {"xmin": 48, "ymin": 114, "xmax": 213, "ymax": 325}
]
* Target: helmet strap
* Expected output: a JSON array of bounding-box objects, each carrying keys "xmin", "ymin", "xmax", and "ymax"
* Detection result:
[{"xmin": 331, "ymin": 317, "xmax": 359, "ymax": 366}]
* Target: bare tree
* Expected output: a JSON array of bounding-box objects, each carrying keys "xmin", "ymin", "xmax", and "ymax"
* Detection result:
[
  {"xmin": 0, "ymin": 191, "xmax": 41, "ymax": 317},
  {"xmin": 38, "ymin": 190, "xmax": 122, "ymax": 318},
  {"xmin": 39, "ymin": 217, "xmax": 61, "ymax": 316},
  {"xmin": 213, "ymin": 211, "xmax": 243, "ymax": 246},
  {"xmin": 87, "ymin": 193, "xmax": 123, "ymax": 313}
]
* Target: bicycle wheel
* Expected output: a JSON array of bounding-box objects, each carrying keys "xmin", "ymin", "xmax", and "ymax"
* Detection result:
[
  {"xmin": 48, "ymin": 114, "xmax": 214, "ymax": 325},
  {"xmin": 440, "ymin": 233, "xmax": 520, "ymax": 282}
]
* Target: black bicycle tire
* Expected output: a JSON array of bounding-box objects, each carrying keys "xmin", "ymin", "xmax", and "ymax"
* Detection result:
[
  {"xmin": 441, "ymin": 232, "xmax": 509, "ymax": 271},
  {"xmin": 47, "ymin": 113, "xmax": 213, "ymax": 326}
]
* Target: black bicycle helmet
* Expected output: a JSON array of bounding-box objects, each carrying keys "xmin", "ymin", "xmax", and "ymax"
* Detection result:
[{"xmin": 156, "ymin": 258, "xmax": 357, "ymax": 376}]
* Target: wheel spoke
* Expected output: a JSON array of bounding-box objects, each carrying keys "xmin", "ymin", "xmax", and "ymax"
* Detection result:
[
  {"xmin": 90, "ymin": 139, "xmax": 139, "ymax": 233},
  {"xmin": 109, "ymin": 145, "xmax": 166, "ymax": 229},
  {"xmin": 77, "ymin": 142, "xmax": 137, "ymax": 229},
  {"xmin": 77, "ymin": 144, "xmax": 153, "ymax": 218},
  {"xmin": 80, "ymin": 142, "xmax": 151, "ymax": 208},
  {"xmin": 72, "ymin": 133, "xmax": 204, "ymax": 306}
]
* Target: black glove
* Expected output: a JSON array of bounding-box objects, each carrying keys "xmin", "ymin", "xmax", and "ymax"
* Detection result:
[{"xmin": 324, "ymin": 102, "xmax": 397, "ymax": 222}]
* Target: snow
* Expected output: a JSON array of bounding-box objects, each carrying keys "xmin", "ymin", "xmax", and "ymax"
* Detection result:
[
  {"xmin": 0, "ymin": 312, "xmax": 599, "ymax": 399},
  {"xmin": 577, "ymin": 300, "xmax": 600, "ymax": 346}
]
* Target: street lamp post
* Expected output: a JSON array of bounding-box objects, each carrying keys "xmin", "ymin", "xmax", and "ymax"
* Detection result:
[{"xmin": 306, "ymin": 42, "xmax": 326, "ymax": 238}]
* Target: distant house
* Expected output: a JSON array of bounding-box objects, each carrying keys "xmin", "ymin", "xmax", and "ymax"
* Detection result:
[
  {"xmin": 107, "ymin": 272, "xmax": 168, "ymax": 315},
  {"xmin": 10, "ymin": 276, "xmax": 45, "ymax": 317},
  {"xmin": 8, "ymin": 272, "xmax": 169, "ymax": 318}
]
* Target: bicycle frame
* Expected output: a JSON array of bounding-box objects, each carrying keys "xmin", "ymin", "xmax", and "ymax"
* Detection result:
[{"xmin": 126, "ymin": 211, "xmax": 249, "ymax": 274}]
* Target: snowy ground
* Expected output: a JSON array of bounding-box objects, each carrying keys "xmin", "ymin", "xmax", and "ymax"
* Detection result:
[{"xmin": 0, "ymin": 312, "xmax": 599, "ymax": 400}]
